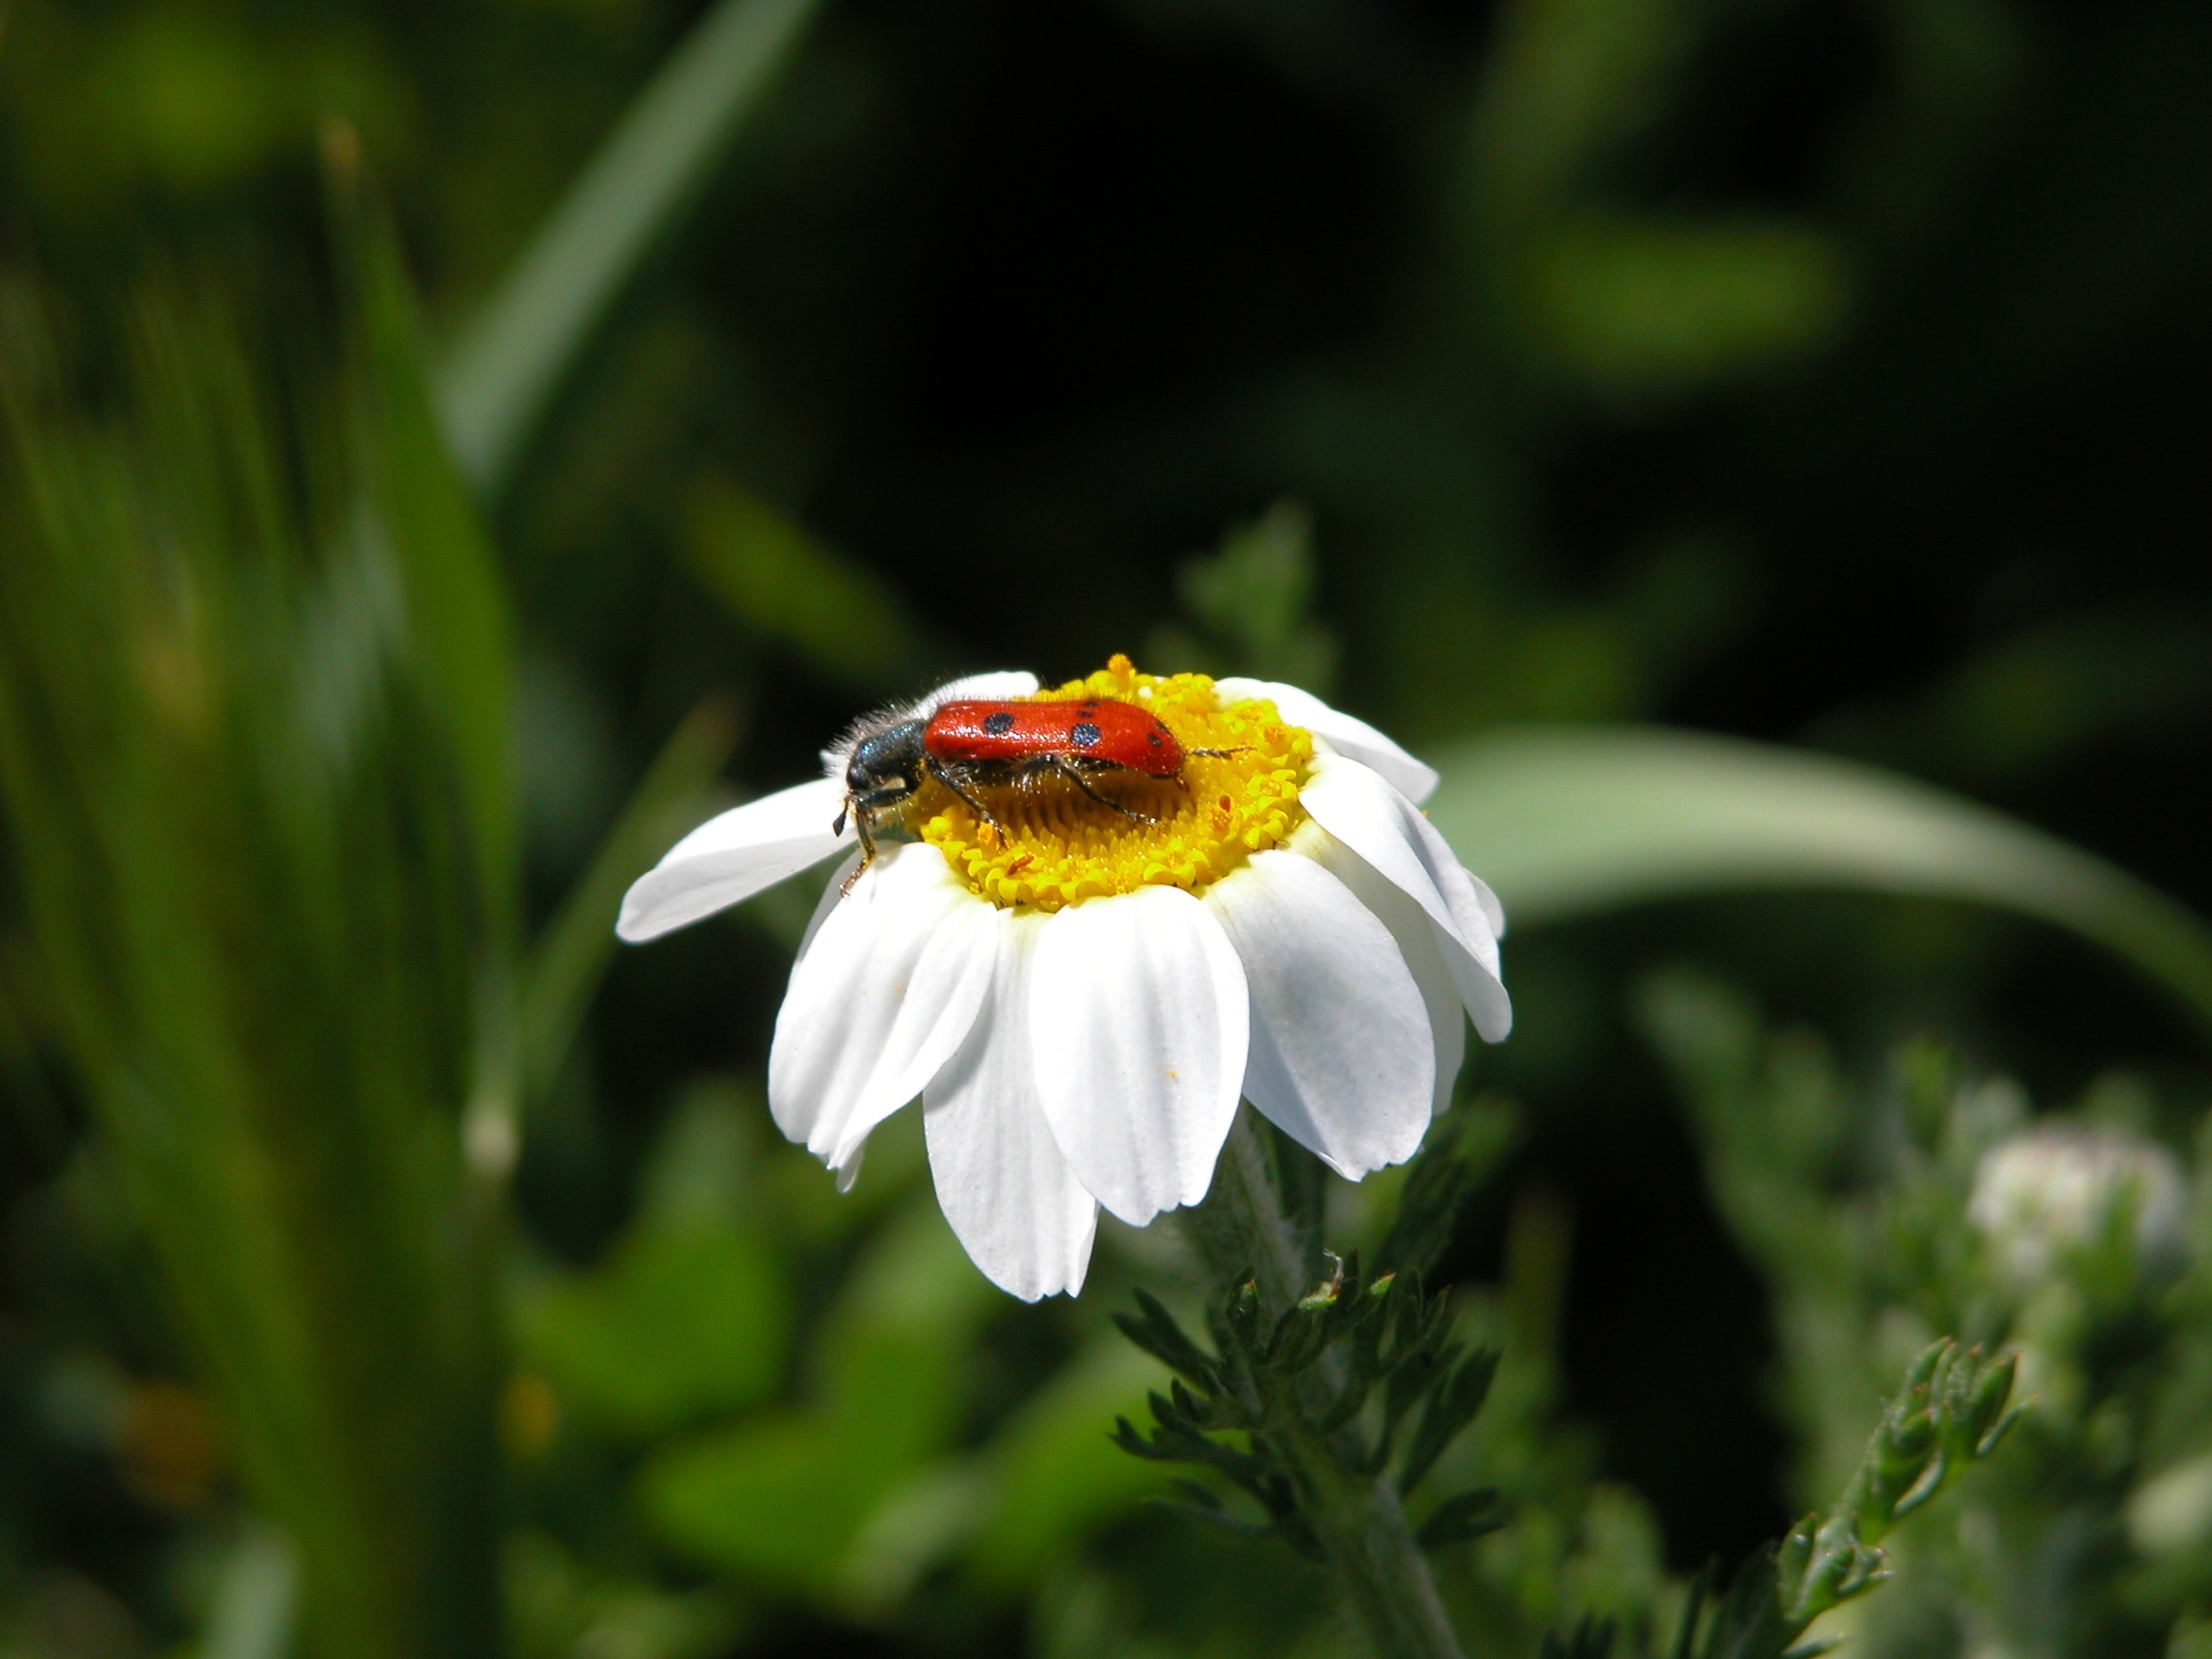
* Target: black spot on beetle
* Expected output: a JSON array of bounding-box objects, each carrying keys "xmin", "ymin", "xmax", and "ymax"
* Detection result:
[
  {"xmin": 1071, "ymin": 721, "xmax": 1103, "ymax": 748},
  {"xmin": 1147, "ymin": 731, "xmax": 1163, "ymax": 746},
  {"xmin": 982, "ymin": 711, "xmax": 1015, "ymax": 735}
]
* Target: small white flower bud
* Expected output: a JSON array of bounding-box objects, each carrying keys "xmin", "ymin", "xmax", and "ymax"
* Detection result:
[{"xmin": 1967, "ymin": 1122, "xmax": 2188, "ymax": 1288}]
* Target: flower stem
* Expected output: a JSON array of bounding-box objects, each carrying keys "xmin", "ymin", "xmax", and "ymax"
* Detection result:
[{"xmin": 1179, "ymin": 1110, "xmax": 1469, "ymax": 1659}]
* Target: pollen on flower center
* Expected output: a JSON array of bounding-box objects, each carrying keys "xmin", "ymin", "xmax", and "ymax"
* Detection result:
[{"xmin": 912, "ymin": 655, "xmax": 1312, "ymax": 912}]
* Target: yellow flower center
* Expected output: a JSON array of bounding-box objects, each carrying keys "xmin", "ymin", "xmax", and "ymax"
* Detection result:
[{"xmin": 912, "ymin": 655, "xmax": 1312, "ymax": 912}]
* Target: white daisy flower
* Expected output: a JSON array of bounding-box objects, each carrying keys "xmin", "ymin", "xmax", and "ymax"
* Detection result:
[{"xmin": 617, "ymin": 657, "xmax": 1510, "ymax": 1301}]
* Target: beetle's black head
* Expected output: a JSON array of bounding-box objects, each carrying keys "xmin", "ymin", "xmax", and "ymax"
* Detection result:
[{"xmin": 845, "ymin": 717, "xmax": 926, "ymax": 793}]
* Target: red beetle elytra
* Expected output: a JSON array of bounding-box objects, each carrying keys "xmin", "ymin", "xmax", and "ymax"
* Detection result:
[
  {"xmin": 832, "ymin": 696, "xmax": 1241, "ymax": 880},
  {"xmin": 927, "ymin": 697, "xmax": 1185, "ymax": 777}
]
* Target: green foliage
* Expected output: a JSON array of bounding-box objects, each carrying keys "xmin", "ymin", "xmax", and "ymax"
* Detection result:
[
  {"xmin": 435, "ymin": 0, "xmax": 827, "ymax": 498},
  {"xmin": 682, "ymin": 477, "xmax": 942, "ymax": 690},
  {"xmin": 1535, "ymin": 1341, "xmax": 2017, "ymax": 1659},
  {"xmin": 1424, "ymin": 727, "xmax": 2212, "ymax": 1036},
  {"xmin": 1111, "ymin": 1257, "xmax": 1505, "ymax": 1560},
  {"xmin": 638, "ymin": 1198, "xmax": 997, "ymax": 1595},
  {"xmin": 1639, "ymin": 974, "xmax": 2212, "ymax": 1657},
  {"xmin": 1464, "ymin": 0, "xmax": 1854, "ymax": 410},
  {"xmin": 1525, "ymin": 216, "xmax": 1849, "ymax": 410},
  {"xmin": 1112, "ymin": 1102, "xmax": 2023, "ymax": 1659},
  {"xmin": 0, "ymin": 174, "xmax": 506, "ymax": 1658},
  {"xmin": 3, "ymin": 0, "xmax": 2210, "ymax": 1654},
  {"xmin": 1147, "ymin": 501, "xmax": 1340, "ymax": 692},
  {"xmin": 1699, "ymin": 1343, "xmax": 2014, "ymax": 1659},
  {"xmin": 518, "ymin": 694, "xmax": 741, "ymax": 1102},
  {"xmin": 506, "ymin": 1529, "xmax": 742, "ymax": 1659},
  {"xmin": 961, "ymin": 1340, "xmax": 1166, "ymax": 1588},
  {"xmin": 1108, "ymin": 1116, "xmax": 1503, "ymax": 1658},
  {"xmin": 199, "ymin": 1525, "xmax": 299, "ymax": 1659},
  {"xmin": 523, "ymin": 1220, "xmax": 787, "ymax": 1438},
  {"xmin": 331, "ymin": 139, "xmax": 520, "ymax": 914}
]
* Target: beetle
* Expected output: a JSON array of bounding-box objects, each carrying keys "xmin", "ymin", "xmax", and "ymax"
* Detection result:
[{"xmin": 831, "ymin": 696, "xmax": 1240, "ymax": 883}]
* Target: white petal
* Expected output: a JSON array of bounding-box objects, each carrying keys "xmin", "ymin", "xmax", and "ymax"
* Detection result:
[
  {"xmin": 1205, "ymin": 851, "xmax": 1433, "ymax": 1179},
  {"xmin": 617, "ymin": 778, "xmax": 849, "ymax": 942},
  {"xmin": 918, "ymin": 669, "xmax": 1041, "ymax": 708},
  {"xmin": 1029, "ymin": 887, "xmax": 1249, "ymax": 1227},
  {"xmin": 1299, "ymin": 754, "xmax": 1510, "ymax": 1041},
  {"xmin": 924, "ymin": 911, "xmax": 1099, "ymax": 1300},
  {"xmin": 798, "ymin": 849, "xmax": 863, "ymax": 961},
  {"xmin": 834, "ymin": 1142, "xmax": 865, "ymax": 1192},
  {"xmin": 1300, "ymin": 824, "xmax": 1468, "ymax": 1113},
  {"xmin": 1466, "ymin": 871, "xmax": 1507, "ymax": 939},
  {"xmin": 1216, "ymin": 677, "xmax": 1440, "ymax": 804},
  {"xmin": 767, "ymin": 843, "xmax": 997, "ymax": 1168}
]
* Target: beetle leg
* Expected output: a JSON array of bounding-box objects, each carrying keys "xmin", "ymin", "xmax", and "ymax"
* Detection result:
[
  {"xmin": 1185, "ymin": 745, "xmax": 1250, "ymax": 758},
  {"xmin": 927, "ymin": 758, "xmax": 1006, "ymax": 830},
  {"xmin": 850, "ymin": 785, "xmax": 917, "ymax": 816},
  {"xmin": 842, "ymin": 812, "xmax": 879, "ymax": 893},
  {"xmin": 837, "ymin": 785, "xmax": 916, "ymax": 893},
  {"xmin": 1049, "ymin": 756, "xmax": 1157, "ymax": 823}
]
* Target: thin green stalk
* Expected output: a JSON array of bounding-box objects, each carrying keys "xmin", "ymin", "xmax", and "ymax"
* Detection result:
[
  {"xmin": 518, "ymin": 693, "xmax": 742, "ymax": 1104},
  {"xmin": 1179, "ymin": 1112, "xmax": 1467, "ymax": 1659},
  {"xmin": 437, "ymin": 0, "xmax": 824, "ymax": 499}
]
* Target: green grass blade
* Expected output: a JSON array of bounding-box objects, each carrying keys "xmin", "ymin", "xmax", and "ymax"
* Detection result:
[
  {"xmin": 519, "ymin": 695, "xmax": 742, "ymax": 1101},
  {"xmin": 331, "ymin": 134, "xmax": 518, "ymax": 913},
  {"xmin": 200, "ymin": 1524, "xmax": 298, "ymax": 1659},
  {"xmin": 0, "ymin": 239, "xmax": 508, "ymax": 1659},
  {"xmin": 436, "ymin": 0, "xmax": 825, "ymax": 499},
  {"xmin": 683, "ymin": 476, "xmax": 945, "ymax": 690},
  {"xmin": 1424, "ymin": 726, "xmax": 2212, "ymax": 1036}
]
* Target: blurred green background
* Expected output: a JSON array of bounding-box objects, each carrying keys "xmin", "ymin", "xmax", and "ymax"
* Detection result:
[{"xmin": 2, "ymin": 0, "xmax": 2211, "ymax": 1654}]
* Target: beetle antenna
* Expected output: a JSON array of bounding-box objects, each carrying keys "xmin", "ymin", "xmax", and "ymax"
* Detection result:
[{"xmin": 1185, "ymin": 745, "xmax": 1250, "ymax": 758}]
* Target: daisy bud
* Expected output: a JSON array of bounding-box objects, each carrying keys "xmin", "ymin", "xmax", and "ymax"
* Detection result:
[{"xmin": 1967, "ymin": 1122, "xmax": 2188, "ymax": 1290}]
